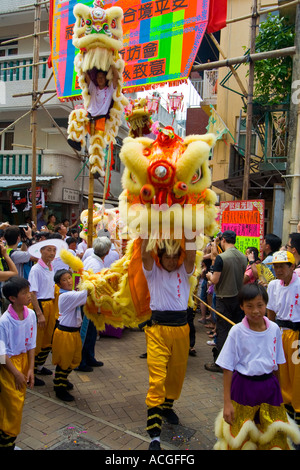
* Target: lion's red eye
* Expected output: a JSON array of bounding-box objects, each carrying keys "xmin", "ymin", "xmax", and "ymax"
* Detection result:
[
  {"xmin": 143, "ymin": 148, "xmax": 151, "ymax": 157},
  {"xmin": 111, "ymin": 19, "xmax": 116, "ymax": 28},
  {"xmin": 191, "ymin": 168, "xmax": 201, "ymax": 184}
]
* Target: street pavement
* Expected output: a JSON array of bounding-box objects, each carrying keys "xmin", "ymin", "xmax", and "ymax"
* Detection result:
[{"xmin": 17, "ymin": 313, "xmax": 224, "ymax": 452}]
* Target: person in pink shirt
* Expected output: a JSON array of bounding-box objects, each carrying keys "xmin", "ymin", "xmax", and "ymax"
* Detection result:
[{"xmin": 243, "ymin": 246, "xmax": 261, "ymax": 284}]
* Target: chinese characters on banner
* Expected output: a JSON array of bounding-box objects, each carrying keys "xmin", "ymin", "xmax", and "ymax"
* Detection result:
[
  {"xmin": 219, "ymin": 200, "xmax": 265, "ymax": 258},
  {"xmin": 50, "ymin": 0, "xmax": 209, "ymax": 99}
]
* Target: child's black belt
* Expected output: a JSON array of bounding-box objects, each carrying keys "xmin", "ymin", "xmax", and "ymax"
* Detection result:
[{"xmin": 87, "ymin": 112, "xmax": 108, "ymax": 121}]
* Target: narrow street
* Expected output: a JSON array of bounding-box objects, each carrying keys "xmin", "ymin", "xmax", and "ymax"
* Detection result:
[{"xmin": 18, "ymin": 316, "xmax": 223, "ymax": 451}]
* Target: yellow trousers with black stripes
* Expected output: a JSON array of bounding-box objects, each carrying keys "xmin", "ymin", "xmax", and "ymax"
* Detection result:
[
  {"xmin": 145, "ymin": 323, "xmax": 190, "ymax": 409},
  {"xmin": 279, "ymin": 329, "xmax": 300, "ymax": 413},
  {"xmin": 52, "ymin": 328, "xmax": 82, "ymax": 371},
  {"xmin": 34, "ymin": 299, "xmax": 57, "ymax": 357},
  {"xmin": 0, "ymin": 353, "xmax": 28, "ymax": 444},
  {"xmin": 29, "ymin": 299, "xmax": 57, "ymax": 373}
]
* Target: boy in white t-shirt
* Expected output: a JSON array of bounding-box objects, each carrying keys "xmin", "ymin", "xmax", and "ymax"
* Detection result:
[
  {"xmin": 67, "ymin": 65, "xmax": 119, "ymax": 151},
  {"xmin": 0, "ymin": 277, "xmax": 37, "ymax": 450},
  {"xmin": 52, "ymin": 269, "xmax": 87, "ymax": 402},
  {"xmin": 215, "ymin": 282, "xmax": 300, "ymax": 450},
  {"xmin": 266, "ymin": 250, "xmax": 300, "ymax": 432},
  {"xmin": 141, "ymin": 237, "xmax": 196, "ymax": 451}
]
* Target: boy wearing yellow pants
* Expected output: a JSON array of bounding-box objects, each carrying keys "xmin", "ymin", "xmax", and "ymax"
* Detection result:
[
  {"xmin": 52, "ymin": 269, "xmax": 87, "ymax": 402},
  {"xmin": 0, "ymin": 277, "xmax": 36, "ymax": 450},
  {"xmin": 141, "ymin": 238, "xmax": 196, "ymax": 451}
]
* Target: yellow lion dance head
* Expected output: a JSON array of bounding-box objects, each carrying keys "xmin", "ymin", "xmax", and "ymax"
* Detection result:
[
  {"xmin": 119, "ymin": 126, "xmax": 218, "ymax": 253},
  {"xmin": 73, "ymin": 0, "xmax": 124, "ymax": 76}
]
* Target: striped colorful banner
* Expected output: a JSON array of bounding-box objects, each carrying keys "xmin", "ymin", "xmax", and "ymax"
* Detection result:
[{"xmin": 50, "ymin": 0, "xmax": 209, "ymax": 99}]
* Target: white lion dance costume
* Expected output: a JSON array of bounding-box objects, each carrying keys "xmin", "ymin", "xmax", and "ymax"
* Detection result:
[{"xmin": 67, "ymin": 0, "xmax": 128, "ymax": 176}]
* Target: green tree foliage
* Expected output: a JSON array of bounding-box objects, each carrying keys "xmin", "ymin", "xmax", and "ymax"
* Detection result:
[{"xmin": 253, "ymin": 14, "xmax": 295, "ymax": 106}]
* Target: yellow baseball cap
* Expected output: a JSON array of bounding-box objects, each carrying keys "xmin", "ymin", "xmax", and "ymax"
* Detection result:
[{"xmin": 266, "ymin": 250, "xmax": 296, "ymax": 265}]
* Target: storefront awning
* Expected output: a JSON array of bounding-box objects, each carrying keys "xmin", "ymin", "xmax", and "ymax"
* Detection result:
[
  {"xmin": 0, "ymin": 176, "xmax": 62, "ymax": 190},
  {"xmin": 212, "ymin": 170, "xmax": 285, "ymax": 201}
]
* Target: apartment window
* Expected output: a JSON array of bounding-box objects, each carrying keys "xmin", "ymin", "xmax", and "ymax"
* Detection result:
[
  {"xmin": 0, "ymin": 122, "xmax": 14, "ymax": 151},
  {"xmin": 53, "ymin": 117, "xmax": 69, "ymax": 129},
  {"xmin": 0, "ymin": 38, "xmax": 18, "ymax": 57},
  {"xmin": 236, "ymin": 116, "xmax": 258, "ymax": 155}
]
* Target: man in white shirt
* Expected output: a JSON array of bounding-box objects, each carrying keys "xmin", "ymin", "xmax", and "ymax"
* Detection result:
[
  {"xmin": 141, "ymin": 237, "xmax": 196, "ymax": 451},
  {"xmin": 82, "ymin": 229, "xmax": 119, "ymax": 267}
]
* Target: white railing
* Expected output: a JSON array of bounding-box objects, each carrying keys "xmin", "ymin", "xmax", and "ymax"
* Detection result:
[
  {"xmin": 0, "ymin": 53, "xmax": 50, "ymax": 82},
  {"xmin": 0, "ymin": 150, "xmax": 43, "ymax": 175},
  {"xmin": 190, "ymin": 69, "xmax": 218, "ymax": 103}
]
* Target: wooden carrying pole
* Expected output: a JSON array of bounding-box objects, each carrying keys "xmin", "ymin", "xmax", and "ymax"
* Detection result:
[
  {"xmin": 208, "ymin": 33, "xmax": 248, "ymax": 98},
  {"xmin": 31, "ymin": 0, "xmax": 42, "ymax": 226},
  {"xmin": 193, "ymin": 295, "xmax": 235, "ymax": 326},
  {"xmin": 88, "ymin": 123, "xmax": 95, "ymax": 249}
]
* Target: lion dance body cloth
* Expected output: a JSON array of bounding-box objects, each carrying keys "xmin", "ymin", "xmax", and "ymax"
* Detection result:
[{"xmin": 61, "ymin": 126, "xmax": 218, "ymax": 332}]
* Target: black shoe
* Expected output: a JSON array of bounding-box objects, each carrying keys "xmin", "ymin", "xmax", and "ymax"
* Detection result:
[
  {"xmin": 67, "ymin": 139, "xmax": 81, "ymax": 151},
  {"xmin": 66, "ymin": 380, "xmax": 74, "ymax": 390},
  {"xmin": 139, "ymin": 353, "xmax": 147, "ymax": 359},
  {"xmin": 37, "ymin": 367, "xmax": 52, "ymax": 376},
  {"xmin": 55, "ymin": 389, "xmax": 75, "ymax": 402},
  {"xmin": 204, "ymin": 362, "xmax": 223, "ymax": 373},
  {"xmin": 76, "ymin": 365, "xmax": 93, "ymax": 372},
  {"xmin": 87, "ymin": 360, "xmax": 103, "ymax": 367},
  {"xmin": 34, "ymin": 376, "xmax": 45, "ymax": 386},
  {"xmin": 149, "ymin": 440, "xmax": 161, "ymax": 451},
  {"xmin": 161, "ymin": 408, "xmax": 179, "ymax": 425}
]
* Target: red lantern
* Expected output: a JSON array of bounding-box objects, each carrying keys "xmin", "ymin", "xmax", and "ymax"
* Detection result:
[
  {"xmin": 146, "ymin": 93, "xmax": 161, "ymax": 114},
  {"xmin": 167, "ymin": 92, "xmax": 184, "ymax": 115}
]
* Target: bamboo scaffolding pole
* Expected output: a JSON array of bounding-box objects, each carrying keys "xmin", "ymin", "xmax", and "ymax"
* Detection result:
[
  {"xmin": 37, "ymin": 92, "xmax": 57, "ymax": 107},
  {"xmin": 31, "ymin": 0, "xmax": 41, "ymax": 226},
  {"xmin": 19, "ymin": 1, "xmax": 49, "ymax": 9},
  {"xmin": 243, "ymin": 0, "xmax": 258, "ymax": 201},
  {"xmin": 39, "ymin": 102, "xmax": 81, "ymax": 159},
  {"xmin": 0, "ymin": 89, "xmax": 57, "ymax": 139},
  {"xmin": 191, "ymin": 46, "xmax": 296, "ymax": 72},
  {"xmin": 208, "ymin": 33, "xmax": 248, "ymax": 97},
  {"xmin": 2, "ymin": 61, "xmax": 47, "ymax": 72},
  {"xmin": 12, "ymin": 143, "xmax": 44, "ymax": 151},
  {"xmin": 0, "ymin": 110, "xmax": 32, "ymax": 137},
  {"xmin": 0, "ymin": 31, "xmax": 48, "ymax": 45},
  {"xmin": 12, "ymin": 90, "xmax": 56, "ymax": 98},
  {"xmin": 193, "ymin": 295, "xmax": 235, "ymax": 326},
  {"xmin": 226, "ymin": 0, "xmax": 300, "ymax": 25}
]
